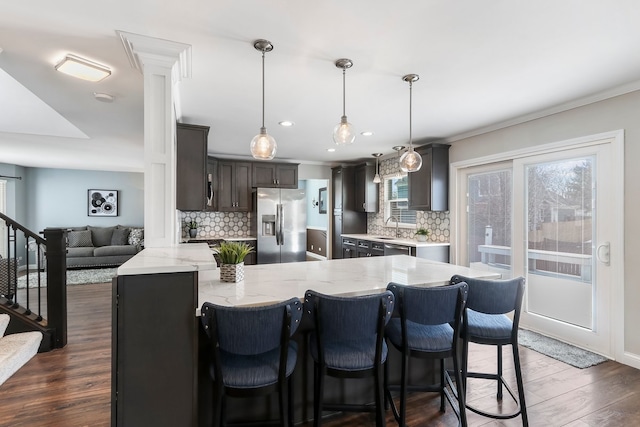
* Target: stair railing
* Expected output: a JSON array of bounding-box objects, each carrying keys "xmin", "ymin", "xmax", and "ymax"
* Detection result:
[{"xmin": 0, "ymin": 212, "xmax": 67, "ymax": 350}]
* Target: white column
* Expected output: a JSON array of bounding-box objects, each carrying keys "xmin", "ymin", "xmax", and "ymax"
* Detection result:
[{"xmin": 118, "ymin": 32, "xmax": 192, "ymax": 247}]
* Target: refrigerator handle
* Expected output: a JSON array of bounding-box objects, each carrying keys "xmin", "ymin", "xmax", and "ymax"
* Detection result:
[
  {"xmin": 275, "ymin": 203, "xmax": 281, "ymax": 245},
  {"xmin": 278, "ymin": 204, "xmax": 284, "ymax": 246}
]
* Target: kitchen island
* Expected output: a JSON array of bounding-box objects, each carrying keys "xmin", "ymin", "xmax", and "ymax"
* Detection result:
[
  {"xmin": 198, "ymin": 254, "xmax": 496, "ymax": 308},
  {"xmin": 112, "ymin": 245, "xmax": 499, "ymax": 427}
]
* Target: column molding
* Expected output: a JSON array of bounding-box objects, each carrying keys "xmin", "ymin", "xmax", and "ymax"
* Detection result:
[{"xmin": 118, "ymin": 31, "xmax": 192, "ymax": 247}]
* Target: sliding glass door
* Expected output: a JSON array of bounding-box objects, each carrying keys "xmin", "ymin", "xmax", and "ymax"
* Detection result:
[{"xmin": 458, "ymin": 139, "xmax": 616, "ymax": 356}]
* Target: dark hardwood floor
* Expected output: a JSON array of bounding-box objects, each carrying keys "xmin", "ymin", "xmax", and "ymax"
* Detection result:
[{"xmin": 1, "ymin": 282, "xmax": 639, "ymax": 426}]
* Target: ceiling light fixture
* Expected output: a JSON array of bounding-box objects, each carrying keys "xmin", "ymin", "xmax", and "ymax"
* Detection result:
[
  {"xmin": 393, "ymin": 146, "xmax": 405, "ymax": 178},
  {"xmin": 55, "ymin": 54, "xmax": 111, "ymax": 82},
  {"xmin": 279, "ymin": 120, "xmax": 294, "ymax": 127},
  {"xmin": 250, "ymin": 39, "xmax": 277, "ymax": 160},
  {"xmin": 93, "ymin": 92, "xmax": 115, "ymax": 103},
  {"xmin": 361, "ymin": 131, "xmax": 374, "ymax": 136},
  {"xmin": 327, "ymin": 148, "xmax": 336, "ymax": 152},
  {"xmin": 399, "ymin": 74, "xmax": 423, "ymax": 173},
  {"xmin": 372, "ymin": 153, "xmax": 383, "ymax": 184},
  {"xmin": 333, "ymin": 58, "xmax": 355, "ymax": 145}
]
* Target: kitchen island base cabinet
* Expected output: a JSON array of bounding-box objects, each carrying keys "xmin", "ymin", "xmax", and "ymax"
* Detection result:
[{"xmin": 111, "ymin": 272, "xmax": 198, "ymax": 427}]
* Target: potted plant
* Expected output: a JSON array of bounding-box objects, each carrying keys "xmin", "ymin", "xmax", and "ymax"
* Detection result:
[
  {"xmin": 216, "ymin": 241, "xmax": 254, "ymax": 283},
  {"xmin": 187, "ymin": 220, "xmax": 198, "ymax": 238},
  {"xmin": 415, "ymin": 227, "xmax": 431, "ymax": 242}
]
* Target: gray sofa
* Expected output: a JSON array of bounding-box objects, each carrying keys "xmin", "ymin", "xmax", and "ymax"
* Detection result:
[{"xmin": 66, "ymin": 225, "xmax": 143, "ymax": 269}]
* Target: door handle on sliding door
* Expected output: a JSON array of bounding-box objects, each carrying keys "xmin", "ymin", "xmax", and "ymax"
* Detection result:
[{"xmin": 596, "ymin": 242, "xmax": 610, "ymax": 266}]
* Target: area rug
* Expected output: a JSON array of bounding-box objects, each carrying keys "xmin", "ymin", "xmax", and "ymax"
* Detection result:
[
  {"xmin": 17, "ymin": 268, "xmax": 117, "ymax": 289},
  {"xmin": 518, "ymin": 329, "xmax": 608, "ymax": 369}
]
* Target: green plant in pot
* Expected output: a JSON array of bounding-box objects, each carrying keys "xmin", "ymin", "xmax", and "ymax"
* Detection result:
[
  {"xmin": 187, "ymin": 220, "xmax": 198, "ymax": 238},
  {"xmin": 415, "ymin": 227, "xmax": 431, "ymax": 242},
  {"xmin": 217, "ymin": 241, "xmax": 254, "ymax": 283}
]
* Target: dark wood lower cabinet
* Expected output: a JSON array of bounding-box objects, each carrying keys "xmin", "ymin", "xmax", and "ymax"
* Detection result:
[{"xmin": 112, "ymin": 272, "xmax": 198, "ymax": 427}]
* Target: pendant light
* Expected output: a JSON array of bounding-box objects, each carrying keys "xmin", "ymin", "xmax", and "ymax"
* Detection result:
[
  {"xmin": 250, "ymin": 39, "xmax": 277, "ymax": 160},
  {"xmin": 392, "ymin": 146, "xmax": 405, "ymax": 178},
  {"xmin": 399, "ymin": 74, "xmax": 422, "ymax": 172},
  {"xmin": 333, "ymin": 58, "xmax": 356, "ymax": 145},
  {"xmin": 372, "ymin": 153, "xmax": 382, "ymax": 183}
]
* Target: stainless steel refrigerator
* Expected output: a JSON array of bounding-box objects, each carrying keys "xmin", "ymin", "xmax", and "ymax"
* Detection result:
[{"xmin": 254, "ymin": 188, "xmax": 306, "ymax": 264}]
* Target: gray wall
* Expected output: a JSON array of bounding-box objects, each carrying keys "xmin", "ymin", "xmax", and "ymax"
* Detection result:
[
  {"xmin": 449, "ymin": 89, "xmax": 640, "ymax": 362},
  {"xmin": 23, "ymin": 168, "xmax": 144, "ymax": 233}
]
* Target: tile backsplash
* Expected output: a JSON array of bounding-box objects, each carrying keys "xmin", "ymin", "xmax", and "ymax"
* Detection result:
[
  {"xmin": 366, "ymin": 157, "xmax": 450, "ymax": 242},
  {"xmin": 180, "ymin": 211, "xmax": 251, "ymax": 239}
]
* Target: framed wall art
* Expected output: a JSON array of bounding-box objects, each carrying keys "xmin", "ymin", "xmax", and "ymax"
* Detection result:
[{"xmin": 88, "ymin": 189, "xmax": 119, "ymax": 216}]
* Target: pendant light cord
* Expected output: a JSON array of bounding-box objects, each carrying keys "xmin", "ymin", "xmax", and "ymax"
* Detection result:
[
  {"xmin": 261, "ymin": 50, "xmax": 266, "ymax": 129},
  {"xmin": 342, "ymin": 68, "xmax": 346, "ymax": 117},
  {"xmin": 409, "ymin": 80, "xmax": 413, "ymax": 149}
]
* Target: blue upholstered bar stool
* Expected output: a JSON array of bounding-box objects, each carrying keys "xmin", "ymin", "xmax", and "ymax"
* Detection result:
[
  {"xmin": 449, "ymin": 275, "xmax": 528, "ymax": 426},
  {"xmin": 304, "ymin": 290, "xmax": 395, "ymax": 427},
  {"xmin": 385, "ymin": 282, "xmax": 469, "ymax": 427},
  {"xmin": 200, "ymin": 298, "xmax": 303, "ymax": 427}
]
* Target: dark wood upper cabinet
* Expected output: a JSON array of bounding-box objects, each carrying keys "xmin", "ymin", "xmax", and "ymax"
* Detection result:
[
  {"xmin": 176, "ymin": 123, "xmax": 210, "ymax": 211},
  {"xmin": 408, "ymin": 143, "xmax": 450, "ymax": 211},
  {"xmin": 251, "ymin": 163, "xmax": 298, "ymax": 188},
  {"xmin": 218, "ymin": 161, "xmax": 252, "ymax": 212},
  {"xmin": 354, "ymin": 163, "xmax": 378, "ymax": 213}
]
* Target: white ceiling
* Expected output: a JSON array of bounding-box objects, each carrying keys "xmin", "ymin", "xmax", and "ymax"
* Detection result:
[{"xmin": 2, "ymin": 1, "xmax": 640, "ymax": 172}]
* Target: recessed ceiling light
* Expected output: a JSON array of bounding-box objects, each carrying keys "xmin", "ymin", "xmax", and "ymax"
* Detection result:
[
  {"xmin": 327, "ymin": 148, "xmax": 336, "ymax": 152},
  {"xmin": 361, "ymin": 131, "xmax": 374, "ymax": 136},
  {"xmin": 279, "ymin": 121, "xmax": 294, "ymax": 127},
  {"xmin": 55, "ymin": 54, "xmax": 111, "ymax": 82}
]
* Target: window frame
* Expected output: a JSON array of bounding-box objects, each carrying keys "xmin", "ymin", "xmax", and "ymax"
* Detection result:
[{"xmin": 382, "ymin": 173, "xmax": 417, "ymax": 229}]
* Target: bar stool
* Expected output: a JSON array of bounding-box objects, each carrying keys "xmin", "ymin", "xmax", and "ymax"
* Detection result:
[
  {"xmin": 450, "ymin": 275, "xmax": 528, "ymax": 426},
  {"xmin": 200, "ymin": 298, "xmax": 303, "ymax": 427},
  {"xmin": 384, "ymin": 282, "xmax": 468, "ymax": 427},
  {"xmin": 303, "ymin": 289, "xmax": 395, "ymax": 427}
]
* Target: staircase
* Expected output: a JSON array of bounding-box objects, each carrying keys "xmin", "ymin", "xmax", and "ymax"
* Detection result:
[
  {"xmin": 0, "ymin": 212, "xmax": 68, "ymax": 351},
  {"xmin": 0, "ymin": 314, "xmax": 42, "ymax": 386}
]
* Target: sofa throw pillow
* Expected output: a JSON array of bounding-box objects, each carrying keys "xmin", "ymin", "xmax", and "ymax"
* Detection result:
[
  {"xmin": 88, "ymin": 226, "xmax": 115, "ymax": 247},
  {"xmin": 128, "ymin": 228, "xmax": 144, "ymax": 249},
  {"xmin": 111, "ymin": 227, "xmax": 130, "ymax": 246},
  {"xmin": 68, "ymin": 230, "xmax": 93, "ymax": 248}
]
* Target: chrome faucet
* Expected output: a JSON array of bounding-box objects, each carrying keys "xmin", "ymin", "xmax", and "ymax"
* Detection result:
[{"xmin": 385, "ymin": 216, "xmax": 400, "ymax": 238}]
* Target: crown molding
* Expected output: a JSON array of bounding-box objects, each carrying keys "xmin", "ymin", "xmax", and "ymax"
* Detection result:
[
  {"xmin": 117, "ymin": 31, "xmax": 192, "ymax": 82},
  {"xmin": 448, "ymin": 79, "xmax": 640, "ymax": 143}
]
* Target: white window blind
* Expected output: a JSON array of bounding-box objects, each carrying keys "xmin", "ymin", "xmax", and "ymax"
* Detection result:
[{"xmin": 384, "ymin": 174, "xmax": 416, "ymax": 227}]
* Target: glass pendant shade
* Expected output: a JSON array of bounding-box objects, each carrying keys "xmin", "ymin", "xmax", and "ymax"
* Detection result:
[
  {"xmin": 250, "ymin": 127, "xmax": 277, "ymax": 160},
  {"xmin": 373, "ymin": 173, "xmax": 381, "ymax": 183},
  {"xmin": 333, "ymin": 116, "xmax": 356, "ymax": 145},
  {"xmin": 400, "ymin": 148, "xmax": 422, "ymax": 172}
]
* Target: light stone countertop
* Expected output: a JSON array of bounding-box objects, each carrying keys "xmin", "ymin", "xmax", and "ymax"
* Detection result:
[
  {"xmin": 197, "ymin": 255, "xmax": 500, "ymax": 309},
  {"xmin": 117, "ymin": 243, "xmax": 217, "ymax": 276},
  {"xmin": 341, "ymin": 233, "xmax": 450, "ymax": 248}
]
